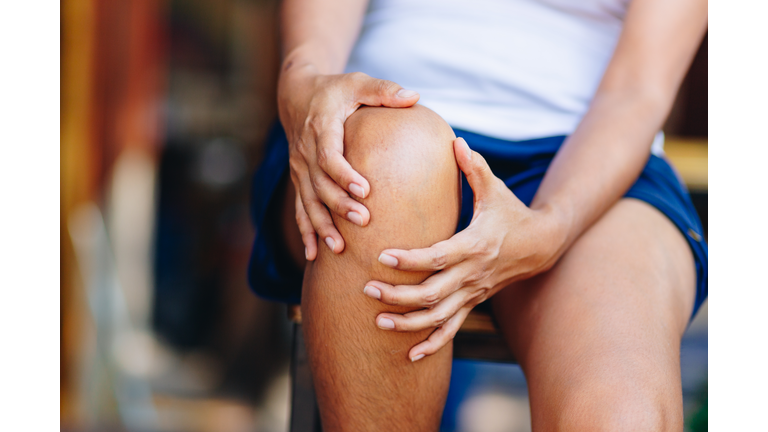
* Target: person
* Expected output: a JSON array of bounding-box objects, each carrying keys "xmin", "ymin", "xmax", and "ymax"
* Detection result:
[{"xmin": 248, "ymin": 0, "xmax": 708, "ymax": 430}]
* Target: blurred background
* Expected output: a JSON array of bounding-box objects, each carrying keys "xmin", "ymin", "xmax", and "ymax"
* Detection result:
[{"xmin": 60, "ymin": 1, "xmax": 707, "ymax": 431}]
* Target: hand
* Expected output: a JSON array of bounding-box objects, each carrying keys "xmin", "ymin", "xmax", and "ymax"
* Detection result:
[
  {"xmin": 278, "ymin": 66, "xmax": 420, "ymax": 260},
  {"xmin": 363, "ymin": 138, "xmax": 568, "ymax": 362}
]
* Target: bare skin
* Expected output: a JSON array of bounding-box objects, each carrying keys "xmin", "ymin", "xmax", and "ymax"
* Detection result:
[
  {"xmin": 279, "ymin": 105, "xmax": 695, "ymax": 431},
  {"xmin": 290, "ymin": 105, "xmax": 460, "ymax": 431},
  {"xmin": 274, "ymin": 0, "xmax": 707, "ymax": 429},
  {"xmin": 492, "ymin": 199, "xmax": 695, "ymax": 431}
]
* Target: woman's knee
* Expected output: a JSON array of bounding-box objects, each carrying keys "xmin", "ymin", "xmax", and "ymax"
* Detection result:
[
  {"xmin": 300, "ymin": 104, "xmax": 461, "ymax": 368},
  {"xmin": 323, "ymin": 104, "xmax": 461, "ymax": 285}
]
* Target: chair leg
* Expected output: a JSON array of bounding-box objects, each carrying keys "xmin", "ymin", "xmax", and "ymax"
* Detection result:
[{"xmin": 290, "ymin": 323, "xmax": 321, "ymax": 432}]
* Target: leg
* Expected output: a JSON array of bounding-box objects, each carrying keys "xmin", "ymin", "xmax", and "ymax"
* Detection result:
[
  {"xmin": 285, "ymin": 105, "xmax": 461, "ymax": 431},
  {"xmin": 492, "ymin": 199, "xmax": 696, "ymax": 431}
]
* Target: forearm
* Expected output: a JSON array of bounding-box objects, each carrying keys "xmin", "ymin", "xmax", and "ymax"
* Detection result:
[
  {"xmin": 530, "ymin": 0, "xmax": 706, "ymax": 259},
  {"xmin": 280, "ymin": 0, "xmax": 368, "ymax": 76},
  {"xmin": 530, "ymin": 89, "xmax": 673, "ymax": 257}
]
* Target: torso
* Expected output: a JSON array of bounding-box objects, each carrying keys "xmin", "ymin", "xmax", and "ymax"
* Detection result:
[{"xmin": 346, "ymin": 0, "xmax": 643, "ymax": 142}]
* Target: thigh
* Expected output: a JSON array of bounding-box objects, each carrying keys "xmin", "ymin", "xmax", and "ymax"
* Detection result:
[{"xmin": 492, "ymin": 198, "xmax": 696, "ymax": 431}]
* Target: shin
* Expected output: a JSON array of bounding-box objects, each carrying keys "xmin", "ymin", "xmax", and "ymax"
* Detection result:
[{"xmin": 301, "ymin": 105, "xmax": 461, "ymax": 431}]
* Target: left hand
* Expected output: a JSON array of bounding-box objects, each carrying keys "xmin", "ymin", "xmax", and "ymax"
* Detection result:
[{"xmin": 363, "ymin": 137, "xmax": 568, "ymax": 362}]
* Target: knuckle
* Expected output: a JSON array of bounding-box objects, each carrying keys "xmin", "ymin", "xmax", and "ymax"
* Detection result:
[
  {"xmin": 298, "ymin": 221, "xmax": 312, "ymax": 234},
  {"xmin": 430, "ymin": 250, "xmax": 448, "ymax": 269},
  {"xmin": 299, "ymin": 227, "xmax": 312, "ymax": 238},
  {"xmin": 376, "ymin": 79, "xmax": 398, "ymax": 95},
  {"xmin": 297, "ymin": 141, "xmax": 314, "ymax": 160},
  {"xmin": 472, "ymin": 270, "xmax": 487, "ymax": 284},
  {"xmin": 472, "ymin": 238, "xmax": 489, "ymax": 254},
  {"xmin": 306, "ymin": 116, "xmax": 325, "ymax": 137},
  {"xmin": 468, "ymin": 266, "xmax": 491, "ymax": 285},
  {"xmin": 316, "ymin": 147, "xmax": 331, "ymax": 167},
  {"xmin": 331, "ymin": 199, "xmax": 346, "ymax": 216},
  {"xmin": 296, "ymin": 212, "xmax": 310, "ymax": 228},
  {"xmin": 288, "ymin": 156, "xmax": 304, "ymax": 174},
  {"xmin": 310, "ymin": 175, "xmax": 323, "ymax": 194},
  {"xmin": 322, "ymin": 218, "xmax": 338, "ymax": 232},
  {"xmin": 303, "ymin": 116, "xmax": 315, "ymax": 132},
  {"xmin": 305, "ymin": 191, "xmax": 321, "ymax": 206},
  {"xmin": 423, "ymin": 290, "xmax": 440, "ymax": 306},
  {"xmin": 433, "ymin": 312, "xmax": 449, "ymax": 327},
  {"xmin": 315, "ymin": 223, "xmax": 332, "ymax": 237},
  {"xmin": 470, "ymin": 238, "xmax": 494, "ymax": 260},
  {"xmin": 387, "ymin": 292, "xmax": 399, "ymax": 306}
]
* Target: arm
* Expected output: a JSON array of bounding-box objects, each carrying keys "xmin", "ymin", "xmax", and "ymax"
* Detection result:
[
  {"xmin": 533, "ymin": 0, "xmax": 708, "ymax": 261},
  {"xmin": 278, "ymin": 0, "xmax": 421, "ymax": 260},
  {"xmin": 364, "ymin": 0, "xmax": 708, "ymax": 360},
  {"xmin": 280, "ymin": 0, "xmax": 367, "ymax": 75}
]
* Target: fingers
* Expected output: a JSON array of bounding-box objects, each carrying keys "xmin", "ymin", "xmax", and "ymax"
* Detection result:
[
  {"xmin": 310, "ymin": 168, "xmax": 370, "ymax": 227},
  {"xmin": 364, "ymin": 269, "xmax": 460, "ymax": 307},
  {"xmin": 294, "ymin": 192, "xmax": 318, "ymax": 261},
  {"xmin": 375, "ymin": 289, "xmax": 476, "ymax": 332},
  {"xmin": 310, "ymin": 73, "xmax": 418, "ymax": 205},
  {"xmin": 453, "ymin": 137, "xmax": 498, "ymax": 201},
  {"xmin": 287, "ymin": 72, "xmax": 422, "ymax": 255},
  {"xmin": 297, "ymin": 174, "xmax": 345, "ymax": 254},
  {"xmin": 314, "ymin": 121, "xmax": 371, "ymax": 201},
  {"xmin": 377, "ymin": 233, "xmax": 476, "ymax": 271},
  {"xmin": 409, "ymin": 306, "xmax": 472, "ymax": 362},
  {"xmin": 351, "ymin": 72, "xmax": 420, "ymax": 108}
]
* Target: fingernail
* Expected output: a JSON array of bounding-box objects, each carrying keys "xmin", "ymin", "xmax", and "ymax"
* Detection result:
[
  {"xmin": 378, "ymin": 253, "xmax": 398, "ymax": 267},
  {"xmin": 377, "ymin": 317, "xmax": 395, "ymax": 329},
  {"xmin": 459, "ymin": 137, "xmax": 472, "ymax": 160},
  {"xmin": 411, "ymin": 354, "xmax": 425, "ymax": 362},
  {"xmin": 347, "ymin": 211, "xmax": 363, "ymax": 226},
  {"xmin": 397, "ymin": 89, "xmax": 418, "ymax": 98},
  {"xmin": 363, "ymin": 285, "xmax": 381, "ymax": 300},
  {"xmin": 304, "ymin": 247, "xmax": 308, "ymax": 260},
  {"xmin": 349, "ymin": 183, "xmax": 366, "ymax": 199},
  {"xmin": 325, "ymin": 237, "xmax": 336, "ymax": 252}
]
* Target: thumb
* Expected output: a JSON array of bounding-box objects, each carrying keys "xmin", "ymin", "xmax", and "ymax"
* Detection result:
[
  {"xmin": 454, "ymin": 137, "xmax": 497, "ymax": 200},
  {"xmin": 353, "ymin": 73, "xmax": 420, "ymax": 107}
]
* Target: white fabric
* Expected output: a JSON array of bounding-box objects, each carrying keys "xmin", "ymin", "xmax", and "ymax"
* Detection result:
[{"xmin": 345, "ymin": 0, "xmax": 665, "ymax": 154}]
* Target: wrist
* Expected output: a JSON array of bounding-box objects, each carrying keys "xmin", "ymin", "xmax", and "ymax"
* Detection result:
[
  {"xmin": 277, "ymin": 57, "xmax": 322, "ymax": 119},
  {"xmin": 279, "ymin": 56, "xmax": 319, "ymax": 91},
  {"xmin": 533, "ymin": 201, "xmax": 575, "ymax": 267},
  {"xmin": 281, "ymin": 42, "xmax": 344, "ymax": 78}
]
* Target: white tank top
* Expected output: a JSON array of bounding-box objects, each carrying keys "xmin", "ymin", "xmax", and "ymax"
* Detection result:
[{"xmin": 345, "ymin": 0, "xmax": 665, "ymax": 152}]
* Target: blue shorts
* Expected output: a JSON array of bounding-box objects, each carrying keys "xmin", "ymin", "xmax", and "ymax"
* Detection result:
[{"xmin": 248, "ymin": 123, "xmax": 708, "ymax": 320}]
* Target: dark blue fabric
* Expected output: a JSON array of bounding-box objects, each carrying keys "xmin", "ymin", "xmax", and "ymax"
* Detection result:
[
  {"xmin": 248, "ymin": 123, "xmax": 708, "ymax": 319},
  {"xmin": 247, "ymin": 124, "xmax": 303, "ymax": 304}
]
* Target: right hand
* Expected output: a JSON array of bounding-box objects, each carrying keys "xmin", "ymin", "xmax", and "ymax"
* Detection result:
[{"xmin": 278, "ymin": 68, "xmax": 420, "ymax": 261}]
